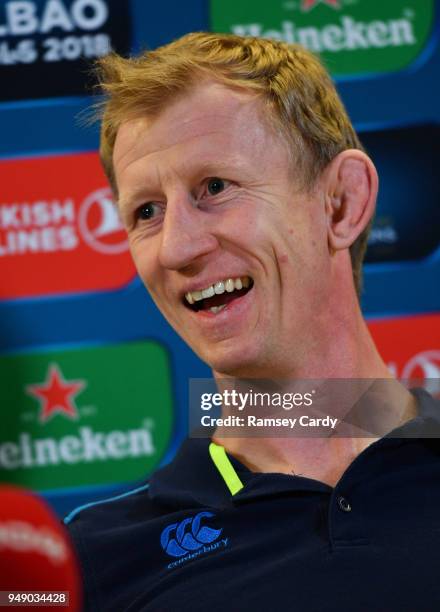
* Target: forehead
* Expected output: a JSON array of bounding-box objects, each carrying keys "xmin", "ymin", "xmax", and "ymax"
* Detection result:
[{"xmin": 113, "ymin": 81, "xmax": 285, "ymax": 181}]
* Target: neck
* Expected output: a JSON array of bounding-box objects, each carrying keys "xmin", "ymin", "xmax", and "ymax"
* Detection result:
[
  {"xmin": 211, "ymin": 379, "xmax": 417, "ymax": 487},
  {"xmin": 211, "ymin": 296, "xmax": 417, "ymax": 487}
]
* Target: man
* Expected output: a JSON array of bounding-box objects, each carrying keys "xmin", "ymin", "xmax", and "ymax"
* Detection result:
[{"xmin": 65, "ymin": 33, "xmax": 440, "ymax": 611}]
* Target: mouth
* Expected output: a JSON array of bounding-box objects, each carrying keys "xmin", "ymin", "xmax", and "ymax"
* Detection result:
[{"xmin": 183, "ymin": 276, "xmax": 254, "ymax": 314}]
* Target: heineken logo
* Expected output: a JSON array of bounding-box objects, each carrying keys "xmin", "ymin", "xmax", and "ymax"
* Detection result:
[
  {"xmin": 211, "ymin": 0, "xmax": 434, "ymax": 77},
  {"xmin": 26, "ymin": 364, "xmax": 85, "ymax": 423},
  {"xmin": 2, "ymin": 427, "xmax": 155, "ymax": 470},
  {"xmin": 0, "ymin": 341, "xmax": 174, "ymax": 491},
  {"xmin": 230, "ymin": 16, "xmax": 416, "ymax": 53},
  {"xmin": 301, "ymin": 0, "xmax": 340, "ymax": 11}
]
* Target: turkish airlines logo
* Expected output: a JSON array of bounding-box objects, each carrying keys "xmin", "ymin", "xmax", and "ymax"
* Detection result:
[
  {"xmin": 78, "ymin": 187, "xmax": 128, "ymax": 255},
  {"xmin": 400, "ymin": 350, "xmax": 440, "ymax": 397},
  {"xmin": 368, "ymin": 314, "xmax": 440, "ymax": 398},
  {"xmin": 0, "ymin": 186, "xmax": 127, "ymax": 257},
  {"xmin": 0, "ymin": 153, "xmax": 136, "ymax": 299},
  {"xmin": 401, "ymin": 350, "xmax": 440, "ymax": 380}
]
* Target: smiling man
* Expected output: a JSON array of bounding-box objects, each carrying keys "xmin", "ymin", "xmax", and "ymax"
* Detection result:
[{"xmin": 64, "ymin": 33, "xmax": 440, "ymax": 611}]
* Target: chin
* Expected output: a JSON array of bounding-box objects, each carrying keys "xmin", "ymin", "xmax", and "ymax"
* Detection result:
[{"xmin": 198, "ymin": 342, "xmax": 269, "ymax": 378}]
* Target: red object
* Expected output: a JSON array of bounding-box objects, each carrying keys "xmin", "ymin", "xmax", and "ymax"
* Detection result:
[
  {"xmin": 0, "ymin": 152, "xmax": 136, "ymax": 299},
  {"xmin": 0, "ymin": 485, "xmax": 82, "ymax": 611},
  {"xmin": 301, "ymin": 0, "xmax": 340, "ymax": 11},
  {"xmin": 26, "ymin": 364, "xmax": 85, "ymax": 423},
  {"xmin": 368, "ymin": 313, "xmax": 440, "ymax": 382}
]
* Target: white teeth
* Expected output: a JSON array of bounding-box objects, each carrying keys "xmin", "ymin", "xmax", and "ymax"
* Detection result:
[
  {"xmin": 202, "ymin": 286, "xmax": 215, "ymax": 299},
  {"xmin": 210, "ymin": 305, "xmax": 227, "ymax": 314},
  {"xmin": 185, "ymin": 276, "xmax": 252, "ymax": 305},
  {"xmin": 225, "ymin": 278, "xmax": 234, "ymax": 292},
  {"xmin": 214, "ymin": 281, "xmax": 225, "ymax": 295}
]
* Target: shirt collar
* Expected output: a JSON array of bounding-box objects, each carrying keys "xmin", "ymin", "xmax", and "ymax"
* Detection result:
[
  {"xmin": 149, "ymin": 437, "xmax": 236, "ymax": 509},
  {"xmin": 385, "ymin": 387, "xmax": 440, "ymax": 438},
  {"xmin": 149, "ymin": 388, "xmax": 439, "ymax": 509}
]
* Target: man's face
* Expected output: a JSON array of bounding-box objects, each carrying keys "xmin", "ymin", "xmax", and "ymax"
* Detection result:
[{"xmin": 113, "ymin": 82, "xmax": 332, "ymax": 377}]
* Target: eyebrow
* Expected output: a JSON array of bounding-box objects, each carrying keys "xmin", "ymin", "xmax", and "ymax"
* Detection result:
[
  {"xmin": 117, "ymin": 157, "xmax": 251, "ymax": 216},
  {"xmin": 118, "ymin": 194, "xmax": 145, "ymax": 224}
]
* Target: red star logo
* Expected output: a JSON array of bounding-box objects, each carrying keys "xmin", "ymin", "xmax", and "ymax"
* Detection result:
[
  {"xmin": 26, "ymin": 364, "xmax": 86, "ymax": 423},
  {"xmin": 301, "ymin": 0, "xmax": 340, "ymax": 11}
]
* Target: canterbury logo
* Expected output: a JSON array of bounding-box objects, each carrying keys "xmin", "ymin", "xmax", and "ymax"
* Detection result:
[{"xmin": 160, "ymin": 511, "xmax": 222, "ymax": 558}]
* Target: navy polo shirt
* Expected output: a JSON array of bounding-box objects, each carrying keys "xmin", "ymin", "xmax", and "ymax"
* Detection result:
[{"xmin": 65, "ymin": 389, "xmax": 440, "ymax": 611}]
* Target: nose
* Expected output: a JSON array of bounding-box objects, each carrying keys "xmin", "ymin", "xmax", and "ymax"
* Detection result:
[{"xmin": 158, "ymin": 192, "xmax": 219, "ymax": 270}]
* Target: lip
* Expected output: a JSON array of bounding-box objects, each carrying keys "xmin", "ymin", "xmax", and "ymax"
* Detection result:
[{"xmin": 185, "ymin": 282, "xmax": 254, "ymax": 324}]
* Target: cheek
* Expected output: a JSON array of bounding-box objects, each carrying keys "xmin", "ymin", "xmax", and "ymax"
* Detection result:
[
  {"xmin": 128, "ymin": 239, "xmax": 158, "ymax": 286},
  {"xmin": 225, "ymin": 202, "xmax": 283, "ymax": 250},
  {"xmin": 289, "ymin": 203, "xmax": 328, "ymax": 258}
]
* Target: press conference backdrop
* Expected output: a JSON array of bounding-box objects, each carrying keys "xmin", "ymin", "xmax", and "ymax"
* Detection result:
[{"xmin": 0, "ymin": 0, "xmax": 439, "ymax": 516}]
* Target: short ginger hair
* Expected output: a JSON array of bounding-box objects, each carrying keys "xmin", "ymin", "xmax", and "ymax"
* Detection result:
[{"xmin": 95, "ymin": 31, "xmax": 370, "ymax": 295}]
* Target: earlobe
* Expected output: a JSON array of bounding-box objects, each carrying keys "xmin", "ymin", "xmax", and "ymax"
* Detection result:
[{"xmin": 325, "ymin": 150, "xmax": 378, "ymax": 252}]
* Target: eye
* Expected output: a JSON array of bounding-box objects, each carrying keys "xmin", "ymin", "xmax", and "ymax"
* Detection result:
[
  {"xmin": 136, "ymin": 202, "xmax": 161, "ymax": 221},
  {"xmin": 207, "ymin": 177, "xmax": 226, "ymax": 196}
]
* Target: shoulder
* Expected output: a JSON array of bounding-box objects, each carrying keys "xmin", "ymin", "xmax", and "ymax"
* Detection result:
[
  {"xmin": 63, "ymin": 482, "xmax": 159, "ymax": 611},
  {"xmin": 62, "ymin": 437, "xmax": 232, "ymax": 609},
  {"xmin": 411, "ymin": 387, "xmax": 440, "ymax": 435},
  {"xmin": 64, "ymin": 482, "xmax": 152, "ymax": 529}
]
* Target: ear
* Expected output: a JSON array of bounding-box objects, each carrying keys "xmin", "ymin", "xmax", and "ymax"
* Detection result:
[{"xmin": 323, "ymin": 150, "xmax": 378, "ymax": 252}]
